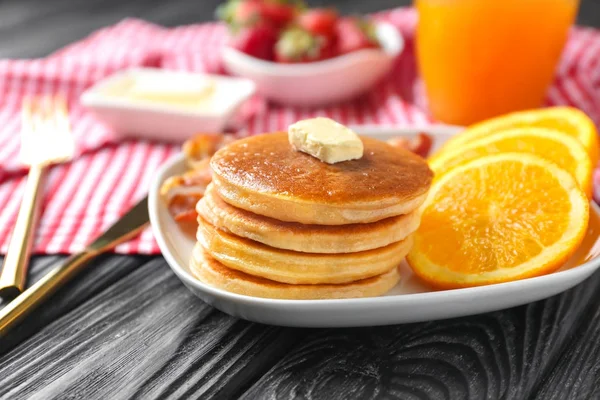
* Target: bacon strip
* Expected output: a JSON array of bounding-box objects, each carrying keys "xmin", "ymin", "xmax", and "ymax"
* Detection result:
[
  {"xmin": 387, "ymin": 132, "xmax": 433, "ymax": 158},
  {"xmin": 162, "ymin": 133, "xmax": 235, "ymax": 224}
]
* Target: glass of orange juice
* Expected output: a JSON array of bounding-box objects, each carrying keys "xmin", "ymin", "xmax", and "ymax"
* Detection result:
[{"xmin": 416, "ymin": 0, "xmax": 579, "ymax": 125}]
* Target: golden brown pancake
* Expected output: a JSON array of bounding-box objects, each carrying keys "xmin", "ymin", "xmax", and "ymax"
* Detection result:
[
  {"xmin": 210, "ymin": 132, "xmax": 433, "ymax": 225},
  {"xmin": 197, "ymin": 216, "xmax": 412, "ymax": 284},
  {"xmin": 197, "ymin": 183, "xmax": 421, "ymax": 254},
  {"xmin": 190, "ymin": 243, "xmax": 400, "ymax": 300}
]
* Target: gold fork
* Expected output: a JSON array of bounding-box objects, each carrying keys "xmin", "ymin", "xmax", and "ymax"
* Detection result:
[{"xmin": 0, "ymin": 96, "xmax": 74, "ymax": 298}]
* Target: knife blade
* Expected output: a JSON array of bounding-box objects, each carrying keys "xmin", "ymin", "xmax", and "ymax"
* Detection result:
[{"xmin": 0, "ymin": 196, "xmax": 150, "ymax": 336}]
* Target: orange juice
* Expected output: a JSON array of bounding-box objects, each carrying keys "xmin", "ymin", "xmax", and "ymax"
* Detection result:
[{"xmin": 416, "ymin": 0, "xmax": 579, "ymax": 125}]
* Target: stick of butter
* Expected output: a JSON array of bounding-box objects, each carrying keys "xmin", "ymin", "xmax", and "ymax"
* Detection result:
[{"xmin": 288, "ymin": 117, "xmax": 364, "ymax": 164}]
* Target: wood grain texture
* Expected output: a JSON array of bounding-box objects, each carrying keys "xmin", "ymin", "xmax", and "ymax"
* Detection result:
[
  {"xmin": 4, "ymin": 257, "xmax": 600, "ymax": 399},
  {"xmin": 0, "ymin": 254, "xmax": 150, "ymax": 355},
  {"xmin": 532, "ymin": 284, "xmax": 600, "ymax": 400},
  {"xmin": 241, "ymin": 271, "xmax": 600, "ymax": 400},
  {"xmin": 0, "ymin": 258, "xmax": 300, "ymax": 400}
]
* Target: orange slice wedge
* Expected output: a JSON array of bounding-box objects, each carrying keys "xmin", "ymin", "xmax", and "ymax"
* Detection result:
[
  {"xmin": 407, "ymin": 153, "xmax": 589, "ymax": 289},
  {"xmin": 432, "ymin": 107, "xmax": 599, "ymax": 167},
  {"xmin": 428, "ymin": 128, "xmax": 593, "ymax": 197}
]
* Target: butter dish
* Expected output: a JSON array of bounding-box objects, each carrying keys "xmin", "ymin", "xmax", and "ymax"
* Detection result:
[{"xmin": 81, "ymin": 68, "xmax": 256, "ymax": 142}]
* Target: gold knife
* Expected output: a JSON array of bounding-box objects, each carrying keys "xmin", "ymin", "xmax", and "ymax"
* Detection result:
[{"xmin": 0, "ymin": 196, "xmax": 150, "ymax": 336}]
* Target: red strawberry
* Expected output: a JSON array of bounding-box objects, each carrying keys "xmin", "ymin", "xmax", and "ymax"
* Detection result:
[
  {"xmin": 274, "ymin": 27, "xmax": 335, "ymax": 63},
  {"xmin": 232, "ymin": 0, "xmax": 263, "ymax": 27},
  {"xmin": 218, "ymin": 0, "xmax": 301, "ymax": 31},
  {"xmin": 335, "ymin": 17, "xmax": 380, "ymax": 55},
  {"xmin": 297, "ymin": 8, "xmax": 338, "ymax": 37},
  {"xmin": 260, "ymin": 1, "xmax": 296, "ymax": 28},
  {"xmin": 230, "ymin": 24, "xmax": 278, "ymax": 60}
]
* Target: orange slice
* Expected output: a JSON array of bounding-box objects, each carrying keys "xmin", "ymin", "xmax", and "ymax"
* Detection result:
[
  {"xmin": 407, "ymin": 153, "xmax": 589, "ymax": 288},
  {"xmin": 428, "ymin": 128, "xmax": 593, "ymax": 197},
  {"xmin": 432, "ymin": 107, "xmax": 599, "ymax": 167}
]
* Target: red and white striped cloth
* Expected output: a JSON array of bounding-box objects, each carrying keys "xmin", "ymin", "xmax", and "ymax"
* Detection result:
[{"xmin": 0, "ymin": 7, "xmax": 598, "ymax": 254}]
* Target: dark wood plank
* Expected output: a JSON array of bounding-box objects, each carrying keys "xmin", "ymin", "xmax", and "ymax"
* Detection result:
[
  {"xmin": 5, "ymin": 258, "xmax": 600, "ymax": 400},
  {"xmin": 532, "ymin": 285, "xmax": 600, "ymax": 399},
  {"xmin": 0, "ymin": 254, "xmax": 150, "ymax": 355},
  {"xmin": 240, "ymin": 271, "xmax": 600, "ymax": 400},
  {"xmin": 0, "ymin": 258, "xmax": 301, "ymax": 400}
]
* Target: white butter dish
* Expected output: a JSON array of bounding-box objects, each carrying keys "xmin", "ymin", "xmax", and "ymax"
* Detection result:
[{"xmin": 81, "ymin": 68, "xmax": 256, "ymax": 142}]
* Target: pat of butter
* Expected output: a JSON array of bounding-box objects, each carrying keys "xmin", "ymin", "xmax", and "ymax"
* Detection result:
[
  {"xmin": 288, "ymin": 117, "xmax": 364, "ymax": 164},
  {"xmin": 127, "ymin": 76, "xmax": 214, "ymax": 103}
]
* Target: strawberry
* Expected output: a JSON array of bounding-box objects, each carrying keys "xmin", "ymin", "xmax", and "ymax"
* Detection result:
[
  {"xmin": 230, "ymin": 24, "xmax": 278, "ymax": 60},
  {"xmin": 260, "ymin": 1, "xmax": 297, "ymax": 28},
  {"xmin": 217, "ymin": 0, "xmax": 303, "ymax": 31},
  {"xmin": 274, "ymin": 27, "xmax": 335, "ymax": 63},
  {"xmin": 232, "ymin": 0, "xmax": 263, "ymax": 27},
  {"xmin": 297, "ymin": 8, "xmax": 338, "ymax": 37},
  {"xmin": 335, "ymin": 17, "xmax": 380, "ymax": 55}
]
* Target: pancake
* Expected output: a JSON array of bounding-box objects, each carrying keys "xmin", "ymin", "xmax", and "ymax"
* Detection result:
[
  {"xmin": 190, "ymin": 243, "xmax": 400, "ymax": 300},
  {"xmin": 197, "ymin": 216, "xmax": 412, "ymax": 284},
  {"xmin": 198, "ymin": 183, "xmax": 421, "ymax": 253},
  {"xmin": 210, "ymin": 132, "xmax": 433, "ymax": 225}
]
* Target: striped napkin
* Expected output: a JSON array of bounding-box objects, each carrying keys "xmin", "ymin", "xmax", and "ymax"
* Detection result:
[{"xmin": 0, "ymin": 7, "xmax": 598, "ymax": 254}]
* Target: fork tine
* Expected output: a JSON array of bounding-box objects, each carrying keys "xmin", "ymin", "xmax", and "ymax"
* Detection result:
[
  {"xmin": 42, "ymin": 96, "xmax": 56, "ymax": 128},
  {"xmin": 20, "ymin": 94, "xmax": 74, "ymax": 166},
  {"xmin": 53, "ymin": 94, "xmax": 67, "ymax": 112},
  {"xmin": 51, "ymin": 95, "xmax": 74, "ymax": 160},
  {"xmin": 21, "ymin": 96, "xmax": 34, "ymax": 133},
  {"xmin": 29, "ymin": 96, "xmax": 47, "ymax": 140},
  {"xmin": 51, "ymin": 95, "xmax": 71, "ymax": 134},
  {"xmin": 21, "ymin": 96, "xmax": 32, "ymax": 120},
  {"xmin": 20, "ymin": 96, "xmax": 36, "ymax": 162}
]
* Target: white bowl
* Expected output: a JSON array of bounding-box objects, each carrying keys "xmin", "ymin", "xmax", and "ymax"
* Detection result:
[
  {"xmin": 222, "ymin": 22, "xmax": 404, "ymax": 107},
  {"xmin": 149, "ymin": 126, "xmax": 600, "ymax": 327},
  {"xmin": 81, "ymin": 68, "xmax": 256, "ymax": 142}
]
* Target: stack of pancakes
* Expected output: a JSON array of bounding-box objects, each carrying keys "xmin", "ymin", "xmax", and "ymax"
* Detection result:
[{"xmin": 191, "ymin": 132, "xmax": 433, "ymax": 299}]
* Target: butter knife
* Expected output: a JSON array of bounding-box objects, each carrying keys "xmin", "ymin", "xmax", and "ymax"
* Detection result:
[{"xmin": 0, "ymin": 196, "xmax": 149, "ymax": 336}]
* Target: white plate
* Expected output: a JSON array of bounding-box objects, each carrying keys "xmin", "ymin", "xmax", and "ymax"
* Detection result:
[
  {"xmin": 222, "ymin": 22, "xmax": 404, "ymax": 107},
  {"xmin": 149, "ymin": 126, "xmax": 600, "ymax": 327}
]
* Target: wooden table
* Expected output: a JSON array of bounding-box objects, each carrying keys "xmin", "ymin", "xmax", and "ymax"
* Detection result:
[{"xmin": 1, "ymin": 1, "xmax": 600, "ymax": 399}]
